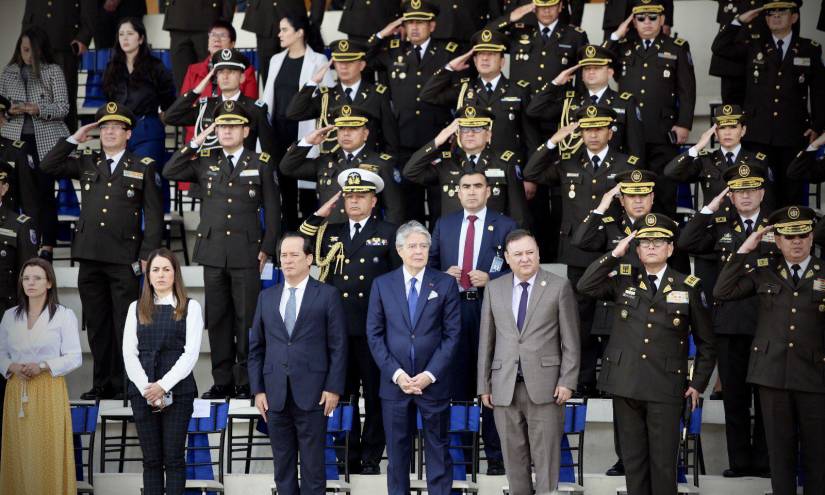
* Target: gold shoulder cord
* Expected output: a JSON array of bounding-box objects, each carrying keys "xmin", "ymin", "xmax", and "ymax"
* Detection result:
[
  {"xmin": 318, "ymin": 92, "xmax": 338, "ymax": 153},
  {"xmin": 314, "ymin": 222, "xmax": 345, "ymax": 282},
  {"xmin": 457, "ymin": 80, "xmax": 469, "ymax": 112},
  {"xmin": 559, "ymin": 96, "xmax": 583, "ymax": 153}
]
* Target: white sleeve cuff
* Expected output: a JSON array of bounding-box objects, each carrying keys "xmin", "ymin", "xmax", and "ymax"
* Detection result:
[
  {"xmin": 424, "ymin": 371, "xmax": 436, "ymax": 383},
  {"xmin": 545, "ymin": 139, "xmax": 557, "ymax": 149},
  {"xmin": 610, "ymin": 33, "xmax": 620, "ymax": 41},
  {"xmin": 297, "ymin": 138, "xmax": 312, "ymax": 147},
  {"xmin": 592, "ymin": 209, "xmax": 606, "ymax": 215},
  {"xmin": 66, "ymin": 136, "xmax": 79, "ymax": 145},
  {"xmin": 687, "ymin": 147, "xmax": 699, "ymax": 158},
  {"xmin": 392, "ymin": 368, "xmax": 404, "ymax": 384},
  {"xmin": 700, "ymin": 206, "xmax": 714, "ymax": 215},
  {"xmin": 444, "ymin": 64, "xmax": 454, "ymax": 72},
  {"xmin": 731, "ymin": 19, "xmax": 742, "ymax": 26},
  {"xmin": 808, "ymin": 144, "xmax": 819, "ymax": 152},
  {"xmin": 306, "ymin": 81, "xmax": 318, "ymax": 87}
]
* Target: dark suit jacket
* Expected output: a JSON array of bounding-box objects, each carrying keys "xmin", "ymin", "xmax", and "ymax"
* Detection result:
[
  {"xmin": 248, "ymin": 277, "xmax": 348, "ymax": 412},
  {"xmin": 23, "ymin": 0, "xmax": 96, "ymax": 49},
  {"xmin": 366, "ymin": 267, "xmax": 461, "ymax": 401},
  {"xmin": 428, "ymin": 209, "xmax": 517, "ymax": 281},
  {"xmin": 242, "ymin": 0, "xmax": 324, "ymax": 38},
  {"xmin": 162, "ymin": 0, "xmax": 235, "ymax": 31}
]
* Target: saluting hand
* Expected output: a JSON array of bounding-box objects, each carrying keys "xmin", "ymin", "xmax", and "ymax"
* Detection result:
[
  {"xmin": 304, "ymin": 125, "xmax": 336, "ymax": 146},
  {"xmin": 311, "ymin": 60, "xmax": 333, "ymax": 85},
  {"xmin": 611, "ymin": 230, "xmax": 637, "ymax": 258},
  {"xmin": 737, "ymin": 7, "xmax": 764, "ymax": 24},
  {"xmin": 596, "ymin": 183, "xmax": 622, "ymax": 213},
  {"xmin": 378, "ymin": 18, "xmax": 404, "ymax": 39},
  {"xmin": 72, "ymin": 122, "xmax": 99, "ymax": 143},
  {"xmin": 448, "ymin": 50, "xmax": 474, "ymax": 72},
  {"xmin": 194, "ymin": 66, "xmax": 217, "ymax": 95},
  {"xmin": 613, "ymin": 14, "xmax": 635, "ymax": 40},
  {"xmin": 315, "ymin": 191, "xmax": 342, "ymax": 218},
  {"xmin": 192, "ymin": 122, "xmax": 218, "ymax": 147},
  {"xmin": 509, "ymin": 2, "xmax": 535, "ymax": 22},
  {"xmin": 434, "ymin": 119, "xmax": 460, "ymax": 147},
  {"xmin": 705, "ymin": 187, "xmax": 730, "ymax": 214},
  {"xmin": 737, "ymin": 225, "xmax": 772, "ymax": 254},
  {"xmin": 549, "ymin": 122, "xmax": 579, "ymax": 146},
  {"xmin": 551, "ymin": 64, "xmax": 582, "ymax": 87},
  {"xmin": 692, "ymin": 124, "xmax": 716, "ymax": 152}
]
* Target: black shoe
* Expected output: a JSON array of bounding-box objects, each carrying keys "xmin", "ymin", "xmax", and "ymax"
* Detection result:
[
  {"xmin": 710, "ymin": 391, "xmax": 724, "ymax": 400},
  {"xmin": 235, "ymin": 385, "xmax": 251, "ymax": 400},
  {"xmin": 80, "ymin": 386, "xmax": 112, "ymax": 401},
  {"xmin": 360, "ymin": 463, "xmax": 380, "ymax": 475},
  {"xmin": 486, "ymin": 459, "xmax": 506, "ymax": 476},
  {"xmin": 201, "ymin": 385, "xmax": 232, "ymax": 399},
  {"xmin": 605, "ymin": 460, "xmax": 625, "ymax": 476},
  {"xmin": 723, "ymin": 468, "xmax": 748, "ymax": 478}
]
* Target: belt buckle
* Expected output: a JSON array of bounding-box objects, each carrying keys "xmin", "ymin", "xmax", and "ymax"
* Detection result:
[{"xmin": 463, "ymin": 290, "xmax": 479, "ymax": 301}]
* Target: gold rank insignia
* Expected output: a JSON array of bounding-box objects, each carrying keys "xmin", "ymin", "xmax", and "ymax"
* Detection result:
[
  {"xmin": 620, "ymin": 264, "xmax": 632, "ymax": 275},
  {"xmin": 684, "ymin": 275, "xmax": 700, "ymax": 287},
  {"xmin": 260, "ymin": 152, "xmax": 271, "ymax": 163},
  {"xmin": 141, "ymin": 157, "xmax": 153, "ymax": 165}
]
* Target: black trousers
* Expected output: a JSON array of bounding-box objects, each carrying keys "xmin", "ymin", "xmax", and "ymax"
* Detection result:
[
  {"xmin": 268, "ymin": 384, "xmax": 328, "ymax": 495},
  {"xmin": 567, "ymin": 265, "xmax": 597, "ymax": 389},
  {"xmin": 203, "ymin": 265, "xmax": 260, "ymax": 388},
  {"xmin": 79, "ymin": 260, "xmax": 139, "ymax": 392},
  {"xmin": 342, "ymin": 335, "xmax": 385, "ymax": 468},
  {"xmin": 613, "ymin": 396, "xmax": 682, "ymax": 495},
  {"xmin": 759, "ymin": 386, "xmax": 825, "ymax": 495},
  {"xmin": 131, "ymin": 392, "xmax": 195, "ymax": 495},
  {"xmin": 646, "ymin": 143, "xmax": 680, "ymax": 217},
  {"xmin": 21, "ymin": 134, "xmax": 57, "ymax": 247},
  {"xmin": 743, "ymin": 142, "xmax": 807, "ymax": 208},
  {"xmin": 52, "ymin": 49, "xmax": 78, "ymax": 132},
  {"xmin": 168, "ymin": 31, "xmax": 209, "ymax": 90},
  {"xmin": 717, "ymin": 334, "xmax": 768, "ymax": 472}
]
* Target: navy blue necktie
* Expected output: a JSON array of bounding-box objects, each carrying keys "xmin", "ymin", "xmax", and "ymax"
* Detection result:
[
  {"xmin": 516, "ymin": 281, "xmax": 529, "ymax": 332},
  {"xmin": 408, "ymin": 278, "xmax": 418, "ymax": 325}
]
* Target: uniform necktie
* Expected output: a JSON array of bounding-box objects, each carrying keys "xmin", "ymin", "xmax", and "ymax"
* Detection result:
[
  {"xmin": 408, "ymin": 278, "xmax": 418, "ymax": 324},
  {"xmin": 284, "ymin": 287, "xmax": 297, "ymax": 336},
  {"xmin": 591, "ymin": 155, "xmax": 601, "ymax": 172},
  {"xmin": 648, "ymin": 274, "xmax": 658, "ymax": 295},
  {"xmin": 468, "ymin": 154, "xmax": 477, "ymax": 166},
  {"xmin": 791, "ymin": 264, "xmax": 801, "ymax": 286},
  {"xmin": 106, "ymin": 158, "xmax": 115, "ymax": 175},
  {"xmin": 352, "ymin": 222, "xmax": 361, "ymax": 239},
  {"xmin": 460, "ymin": 215, "xmax": 477, "ymax": 289},
  {"xmin": 541, "ymin": 26, "xmax": 550, "ymax": 43},
  {"xmin": 725, "ymin": 151, "xmax": 734, "ymax": 166},
  {"xmin": 344, "ymin": 87, "xmax": 353, "ymax": 103},
  {"xmin": 226, "ymin": 154, "xmax": 234, "ymax": 171},
  {"xmin": 744, "ymin": 219, "xmax": 754, "ymax": 236},
  {"xmin": 346, "ymin": 153, "xmax": 354, "ymax": 165},
  {"xmin": 415, "ymin": 45, "xmax": 422, "ymax": 63},
  {"xmin": 516, "ymin": 281, "xmax": 530, "ymax": 332},
  {"xmin": 590, "ymin": 94, "xmax": 599, "ymax": 104},
  {"xmin": 485, "ymin": 82, "xmax": 493, "ymax": 95},
  {"xmin": 644, "ymin": 39, "xmax": 652, "ymax": 51},
  {"xmin": 776, "ymin": 39, "xmax": 785, "ymax": 63}
]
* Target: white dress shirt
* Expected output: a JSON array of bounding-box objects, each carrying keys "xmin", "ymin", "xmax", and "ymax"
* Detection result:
[
  {"xmin": 772, "ymin": 32, "xmax": 792, "ymax": 60},
  {"xmin": 739, "ymin": 210, "xmax": 760, "ymax": 227},
  {"xmin": 0, "ymin": 305, "xmax": 82, "ymax": 378},
  {"xmin": 538, "ymin": 19, "xmax": 560, "ymax": 37},
  {"xmin": 341, "ymin": 80, "xmax": 362, "ymax": 99},
  {"xmin": 280, "ymin": 275, "xmax": 310, "ymax": 322},
  {"xmin": 123, "ymin": 295, "xmax": 204, "ymax": 393},
  {"xmin": 786, "ymin": 256, "xmax": 811, "ymax": 277},
  {"xmin": 457, "ymin": 208, "xmax": 487, "ymax": 286},
  {"xmin": 588, "ymin": 86, "xmax": 608, "ymax": 102},
  {"xmin": 689, "ymin": 142, "xmax": 741, "ymax": 159},
  {"xmin": 645, "ymin": 265, "xmax": 667, "ymax": 290},
  {"xmin": 104, "ymin": 149, "xmax": 126, "ymax": 173},
  {"xmin": 511, "ymin": 272, "xmax": 538, "ymax": 323},
  {"xmin": 479, "ymin": 73, "xmax": 503, "ymax": 92},
  {"xmin": 392, "ymin": 267, "xmax": 436, "ymax": 384},
  {"xmin": 587, "ymin": 146, "xmax": 609, "ymax": 165},
  {"xmin": 221, "ymin": 90, "xmax": 241, "ymax": 102},
  {"xmin": 349, "ymin": 217, "xmax": 368, "ymax": 239}
]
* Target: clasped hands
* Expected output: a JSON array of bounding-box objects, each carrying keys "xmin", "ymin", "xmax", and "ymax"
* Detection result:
[{"xmin": 396, "ymin": 371, "xmax": 432, "ymax": 395}]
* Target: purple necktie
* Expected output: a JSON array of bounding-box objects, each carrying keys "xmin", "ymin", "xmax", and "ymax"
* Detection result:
[{"xmin": 516, "ymin": 281, "xmax": 529, "ymax": 332}]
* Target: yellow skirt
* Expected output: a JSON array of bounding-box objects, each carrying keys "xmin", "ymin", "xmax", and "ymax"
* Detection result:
[{"xmin": 0, "ymin": 373, "xmax": 77, "ymax": 494}]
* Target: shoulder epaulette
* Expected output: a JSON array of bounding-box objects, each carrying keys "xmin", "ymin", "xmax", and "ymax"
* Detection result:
[
  {"xmin": 619, "ymin": 264, "xmax": 632, "ymax": 275},
  {"xmin": 200, "ymin": 149, "xmax": 212, "ymax": 157},
  {"xmin": 565, "ymin": 90, "xmax": 576, "ymax": 98},
  {"xmin": 757, "ymin": 257, "xmax": 769, "ymax": 267},
  {"xmin": 620, "ymin": 92, "xmax": 632, "ymax": 100},
  {"xmin": 375, "ymin": 84, "xmax": 387, "ymax": 94},
  {"xmin": 628, "ymin": 155, "xmax": 639, "ymax": 165},
  {"xmin": 140, "ymin": 157, "xmax": 154, "ymax": 166},
  {"xmin": 714, "ymin": 216, "xmax": 727, "ymax": 223},
  {"xmin": 319, "ymin": 86, "xmax": 329, "ymax": 94},
  {"xmin": 359, "ymin": 164, "xmax": 379, "ymax": 173},
  {"xmin": 674, "ymin": 38, "xmax": 686, "ymax": 46},
  {"xmin": 16, "ymin": 214, "xmax": 30, "ymax": 224},
  {"xmin": 379, "ymin": 153, "xmax": 393, "ymax": 161},
  {"xmin": 12, "ymin": 140, "xmax": 24, "ymax": 149},
  {"xmin": 390, "ymin": 39, "xmax": 400, "ymax": 49},
  {"xmin": 561, "ymin": 152, "xmax": 571, "ymax": 160},
  {"xmin": 259, "ymin": 152, "xmax": 271, "ymax": 163},
  {"xmin": 442, "ymin": 151, "xmax": 452, "ymax": 159},
  {"xmin": 445, "ymin": 42, "xmax": 458, "ymax": 53},
  {"xmin": 516, "ymin": 80, "xmax": 530, "ymax": 88},
  {"xmin": 755, "ymin": 152, "xmax": 766, "ymax": 160},
  {"xmin": 500, "ymin": 150, "xmax": 514, "ymax": 162},
  {"xmin": 684, "ymin": 274, "xmax": 700, "ymax": 287},
  {"xmin": 83, "ymin": 148, "xmax": 93, "ymax": 155},
  {"xmin": 602, "ymin": 216, "xmax": 615, "ymax": 224},
  {"xmin": 255, "ymin": 99, "xmax": 265, "ymax": 107}
]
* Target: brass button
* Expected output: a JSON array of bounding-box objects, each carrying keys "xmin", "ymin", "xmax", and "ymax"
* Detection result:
[
  {"xmin": 343, "ymin": 275, "xmax": 349, "ymax": 280},
  {"xmin": 345, "ymin": 259, "xmax": 350, "ymax": 264},
  {"xmin": 226, "ymin": 230, "xmax": 231, "ymax": 235},
  {"xmin": 644, "ymin": 338, "xmax": 650, "ymax": 343},
  {"xmin": 789, "ymin": 325, "xmax": 796, "ymax": 330},
  {"xmin": 359, "ymin": 275, "xmax": 365, "ymax": 280},
  {"xmin": 102, "ymin": 208, "xmax": 107, "ymax": 213},
  {"xmin": 107, "ymin": 182, "xmax": 112, "ymax": 187},
  {"xmin": 793, "ymin": 292, "xmax": 798, "ymax": 296},
  {"xmin": 641, "ymin": 354, "xmax": 647, "ymax": 359},
  {"xmin": 228, "ymin": 198, "xmax": 232, "ymax": 203},
  {"xmin": 105, "ymin": 195, "xmax": 110, "ymax": 200},
  {"xmin": 592, "ymin": 179, "xmax": 597, "ymax": 184},
  {"xmin": 226, "ymin": 214, "xmax": 232, "ymax": 219},
  {"xmin": 788, "ymin": 342, "xmax": 794, "ymax": 348},
  {"xmin": 358, "ymin": 293, "xmax": 364, "ymax": 298},
  {"xmin": 753, "ymin": 347, "xmax": 758, "ymax": 351},
  {"xmin": 649, "ymin": 308, "xmax": 655, "ymax": 313},
  {"xmin": 99, "ymin": 222, "xmax": 105, "ymax": 227},
  {"xmin": 646, "ymin": 323, "xmax": 652, "ymax": 328},
  {"xmin": 343, "ymin": 292, "xmax": 349, "ymax": 298},
  {"xmin": 360, "ymin": 258, "xmax": 365, "ymax": 263},
  {"xmin": 791, "ymin": 308, "xmax": 797, "ymax": 313}
]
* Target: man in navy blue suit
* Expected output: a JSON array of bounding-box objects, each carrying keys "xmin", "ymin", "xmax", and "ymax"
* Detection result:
[
  {"xmin": 429, "ymin": 170, "xmax": 517, "ymax": 475},
  {"xmin": 248, "ymin": 233, "xmax": 348, "ymax": 495},
  {"xmin": 366, "ymin": 220, "xmax": 461, "ymax": 495}
]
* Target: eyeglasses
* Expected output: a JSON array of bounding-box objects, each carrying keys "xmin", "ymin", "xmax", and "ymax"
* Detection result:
[
  {"xmin": 208, "ymin": 31, "xmax": 231, "ymax": 40},
  {"xmin": 638, "ymin": 239, "xmax": 668, "ymax": 248},
  {"xmin": 635, "ymin": 14, "xmax": 659, "ymax": 22}
]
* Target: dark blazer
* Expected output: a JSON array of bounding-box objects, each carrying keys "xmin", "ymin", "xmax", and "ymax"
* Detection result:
[
  {"xmin": 23, "ymin": 0, "xmax": 96, "ymax": 49},
  {"xmin": 242, "ymin": 0, "xmax": 324, "ymax": 38},
  {"xmin": 338, "ymin": 0, "xmax": 401, "ymax": 39},
  {"xmin": 248, "ymin": 277, "xmax": 348, "ymax": 412},
  {"xmin": 428, "ymin": 209, "xmax": 516, "ymax": 280},
  {"xmin": 366, "ymin": 267, "xmax": 461, "ymax": 401},
  {"xmin": 162, "ymin": 0, "xmax": 235, "ymax": 31},
  {"xmin": 664, "ymin": 147, "xmax": 769, "ymax": 203}
]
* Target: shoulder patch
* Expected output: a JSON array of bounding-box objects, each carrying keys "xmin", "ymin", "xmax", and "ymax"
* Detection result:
[
  {"xmin": 620, "ymin": 92, "xmax": 632, "ymax": 100},
  {"xmin": 445, "ymin": 42, "xmax": 458, "ymax": 53},
  {"xmin": 755, "ymin": 152, "xmax": 766, "ymax": 160},
  {"xmin": 200, "ymin": 149, "xmax": 212, "ymax": 157},
  {"xmin": 561, "ymin": 152, "xmax": 571, "ymax": 160},
  {"xmin": 516, "ymin": 80, "xmax": 530, "ymax": 88},
  {"xmin": 83, "ymin": 148, "xmax": 93, "ymax": 155},
  {"xmin": 684, "ymin": 274, "xmax": 700, "ymax": 287},
  {"xmin": 375, "ymin": 84, "xmax": 387, "ymax": 94},
  {"xmin": 565, "ymin": 90, "xmax": 576, "ymax": 98},
  {"xmin": 12, "ymin": 140, "xmax": 24, "ymax": 149},
  {"xmin": 619, "ymin": 264, "xmax": 632, "ymax": 275},
  {"xmin": 141, "ymin": 157, "xmax": 154, "ymax": 165},
  {"xmin": 714, "ymin": 216, "xmax": 727, "ymax": 223},
  {"xmin": 757, "ymin": 257, "xmax": 769, "ymax": 267},
  {"xmin": 500, "ymin": 150, "xmax": 514, "ymax": 162},
  {"xmin": 379, "ymin": 153, "xmax": 393, "ymax": 161},
  {"xmin": 674, "ymin": 38, "xmax": 686, "ymax": 46},
  {"xmin": 602, "ymin": 216, "xmax": 615, "ymax": 224},
  {"xmin": 628, "ymin": 155, "xmax": 639, "ymax": 165},
  {"xmin": 442, "ymin": 151, "xmax": 452, "ymax": 159},
  {"xmin": 16, "ymin": 214, "xmax": 30, "ymax": 224},
  {"xmin": 390, "ymin": 39, "xmax": 400, "ymax": 49},
  {"xmin": 259, "ymin": 152, "xmax": 271, "ymax": 163}
]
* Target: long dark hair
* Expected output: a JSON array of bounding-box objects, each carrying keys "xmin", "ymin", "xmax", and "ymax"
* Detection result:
[
  {"xmin": 103, "ymin": 17, "xmax": 155, "ymax": 96},
  {"xmin": 282, "ymin": 14, "xmax": 325, "ymax": 54},
  {"xmin": 9, "ymin": 27, "xmax": 55, "ymax": 79},
  {"xmin": 15, "ymin": 258, "xmax": 60, "ymax": 322},
  {"xmin": 138, "ymin": 248, "xmax": 188, "ymax": 325}
]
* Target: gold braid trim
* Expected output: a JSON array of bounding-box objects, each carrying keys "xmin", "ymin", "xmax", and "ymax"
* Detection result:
[
  {"xmin": 318, "ymin": 92, "xmax": 338, "ymax": 154},
  {"xmin": 457, "ymin": 80, "xmax": 469, "ymax": 112},
  {"xmin": 559, "ymin": 96, "xmax": 583, "ymax": 154},
  {"xmin": 314, "ymin": 222, "xmax": 345, "ymax": 282}
]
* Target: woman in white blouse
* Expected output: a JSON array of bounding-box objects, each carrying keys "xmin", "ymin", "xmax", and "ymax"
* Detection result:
[
  {"xmin": 0, "ymin": 257, "xmax": 82, "ymax": 494},
  {"xmin": 123, "ymin": 247, "xmax": 202, "ymax": 495}
]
